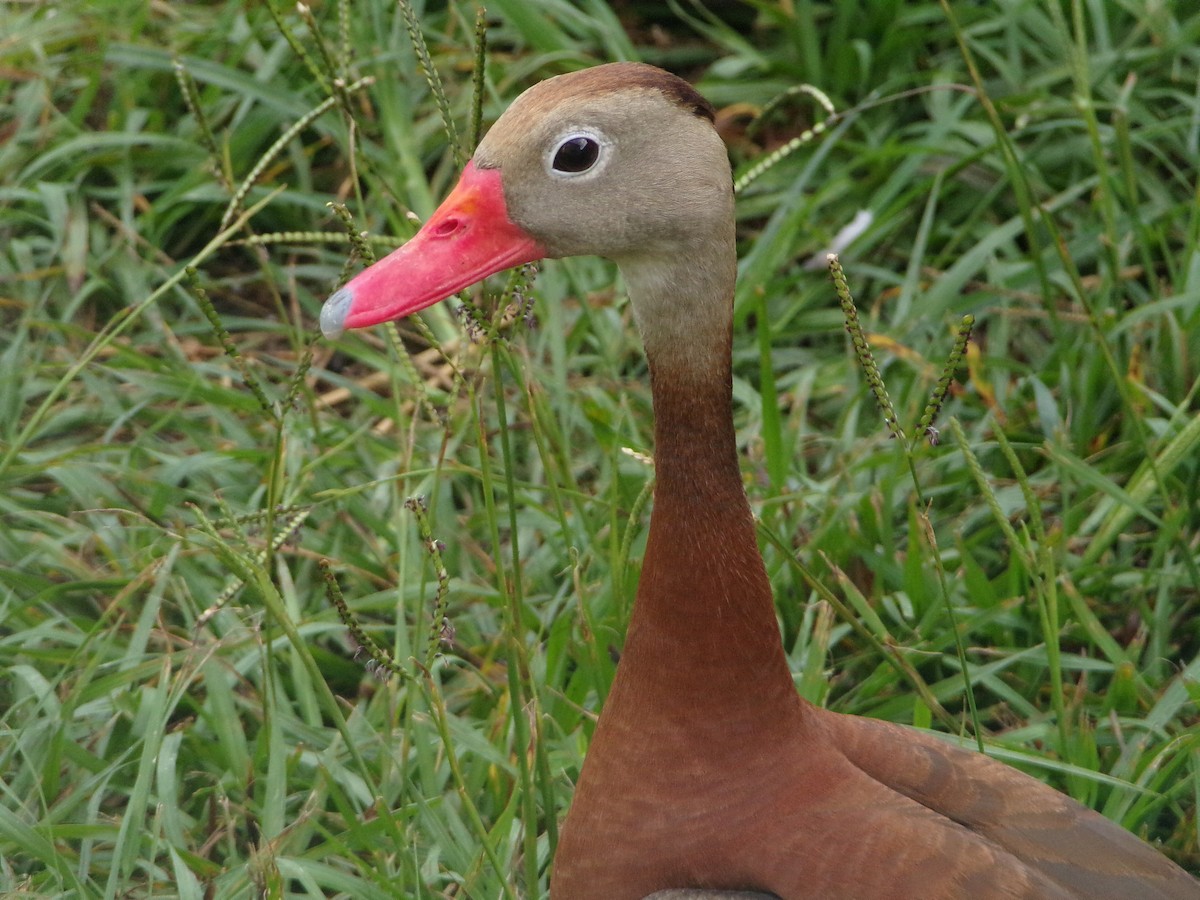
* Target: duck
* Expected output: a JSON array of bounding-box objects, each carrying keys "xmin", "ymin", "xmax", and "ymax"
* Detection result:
[{"xmin": 320, "ymin": 62, "xmax": 1199, "ymax": 899}]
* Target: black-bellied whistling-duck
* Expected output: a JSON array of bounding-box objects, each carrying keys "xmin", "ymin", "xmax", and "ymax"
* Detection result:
[{"xmin": 321, "ymin": 63, "xmax": 1198, "ymax": 899}]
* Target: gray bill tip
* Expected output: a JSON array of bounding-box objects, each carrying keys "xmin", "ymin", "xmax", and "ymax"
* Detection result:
[{"xmin": 320, "ymin": 287, "xmax": 352, "ymax": 339}]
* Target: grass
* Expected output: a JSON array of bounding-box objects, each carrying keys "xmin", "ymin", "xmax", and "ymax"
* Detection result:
[{"xmin": 2, "ymin": 0, "xmax": 1199, "ymax": 896}]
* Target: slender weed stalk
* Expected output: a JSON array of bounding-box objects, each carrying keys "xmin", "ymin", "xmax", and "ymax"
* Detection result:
[
  {"xmin": 397, "ymin": 0, "xmax": 464, "ymax": 166},
  {"xmin": 915, "ymin": 315, "xmax": 974, "ymax": 450},
  {"xmin": 320, "ymin": 558, "xmax": 409, "ymax": 680},
  {"xmin": 829, "ymin": 254, "xmax": 904, "ymax": 442},
  {"xmin": 327, "ymin": 199, "xmax": 380, "ymax": 266},
  {"xmin": 172, "ymin": 59, "xmax": 230, "ymax": 190},
  {"xmin": 185, "ymin": 267, "xmax": 276, "ymax": 415},
  {"xmin": 471, "ymin": 7, "xmax": 489, "ymax": 151},
  {"xmin": 218, "ymin": 76, "xmax": 374, "ymax": 231},
  {"xmin": 281, "ymin": 335, "xmax": 317, "ymax": 414},
  {"xmin": 297, "ymin": 1, "xmax": 348, "ymax": 98},
  {"xmin": 195, "ymin": 505, "xmax": 313, "ymax": 626},
  {"xmin": 734, "ymin": 84, "xmax": 837, "ymax": 194},
  {"xmin": 265, "ymin": 0, "xmax": 331, "ymax": 93},
  {"xmin": 402, "ymin": 495, "xmax": 453, "ymax": 668},
  {"xmin": 828, "ymin": 253, "xmax": 983, "ymax": 746}
]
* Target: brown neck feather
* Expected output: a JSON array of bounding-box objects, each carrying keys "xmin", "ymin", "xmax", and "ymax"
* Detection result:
[{"xmin": 614, "ymin": 308, "xmax": 799, "ymax": 724}]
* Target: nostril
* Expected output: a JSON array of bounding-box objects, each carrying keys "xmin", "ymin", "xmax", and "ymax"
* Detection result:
[{"xmin": 431, "ymin": 216, "xmax": 463, "ymax": 238}]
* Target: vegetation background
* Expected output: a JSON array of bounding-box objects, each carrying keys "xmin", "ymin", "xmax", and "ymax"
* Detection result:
[{"xmin": 2, "ymin": 0, "xmax": 1199, "ymax": 896}]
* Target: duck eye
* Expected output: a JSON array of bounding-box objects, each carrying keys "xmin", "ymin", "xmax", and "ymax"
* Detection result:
[{"xmin": 552, "ymin": 135, "xmax": 600, "ymax": 174}]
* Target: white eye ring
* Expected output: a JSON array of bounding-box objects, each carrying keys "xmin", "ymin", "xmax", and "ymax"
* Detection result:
[{"xmin": 546, "ymin": 128, "xmax": 611, "ymax": 180}]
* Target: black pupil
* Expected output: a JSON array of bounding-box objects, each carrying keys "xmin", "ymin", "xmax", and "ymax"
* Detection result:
[{"xmin": 553, "ymin": 137, "xmax": 599, "ymax": 173}]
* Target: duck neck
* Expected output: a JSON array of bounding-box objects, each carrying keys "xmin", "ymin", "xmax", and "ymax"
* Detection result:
[{"xmin": 615, "ymin": 252, "xmax": 798, "ymax": 719}]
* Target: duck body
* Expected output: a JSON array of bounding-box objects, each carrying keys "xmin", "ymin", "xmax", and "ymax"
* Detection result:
[{"xmin": 321, "ymin": 62, "xmax": 1199, "ymax": 899}]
